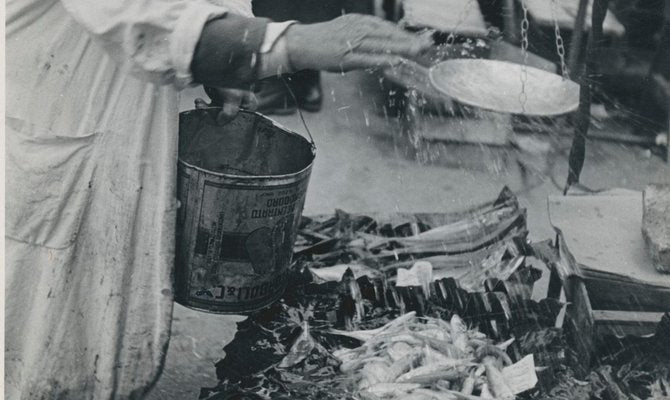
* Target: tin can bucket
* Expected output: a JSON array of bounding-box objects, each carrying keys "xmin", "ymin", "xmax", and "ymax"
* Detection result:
[{"xmin": 175, "ymin": 109, "xmax": 315, "ymax": 314}]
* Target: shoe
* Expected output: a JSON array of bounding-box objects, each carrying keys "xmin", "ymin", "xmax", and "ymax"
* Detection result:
[
  {"xmin": 293, "ymin": 70, "xmax": 323, "ymax": 112},
  {"xmin": 254, "ymin": 77, "xmax": 297, "ymax": 115},
  {"xmin": 298, "ymin": 83, "xmax": 323, "ymax": 112}
]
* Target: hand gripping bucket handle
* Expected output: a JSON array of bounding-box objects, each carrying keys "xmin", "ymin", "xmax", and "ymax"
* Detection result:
[{"xmin": 205, "ymin": 80, "xmax": 317, "ymax": 150}]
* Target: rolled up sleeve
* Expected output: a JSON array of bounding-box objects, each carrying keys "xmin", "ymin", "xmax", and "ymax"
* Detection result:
[{"xmin": 59, "ymin": 0, "xmax": 233, "ymax": 88}]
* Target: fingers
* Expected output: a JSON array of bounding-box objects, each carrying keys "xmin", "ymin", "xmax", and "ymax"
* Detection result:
[
  {"xmin": 346, "ymin": 15, "xmax": 432, "ymax": 47},
  {"xmin": 194, "ymin": 97, "xmax": 210, "ymax": 109},
  {"xmin": 238, "ymin": 90, "xmax": 258, "ymax": 112},
  {"xmin": 215, "ymin": 88, "xmax": 257, "ymax": 111},
  {"xmin": 214, "ymin": 89, "xmax": 245, "ymax": 125},
  {"xmin": 217, "ymin": 102, "xmax": 240, "ymax": 125},
  {"xmin": 195, "ymin": 93, "xmax": 240, "ymax": 125},
  {"xmin": 196, "ymin": 89, "xmax": 256, "ymax": 125},
  {"xmin": 355, "ymin": 36, "xmax": 432, "ymax": 59},
  {"xmin": 341, "ymin": 53, "xmax": 407, "ymax": 71},
  {"xmin": 342, "ymin": 16, "xmax": 433, "ymax": 59},
  {"xmin": 196, "ymin": 96, "xmax": 227, "ymax": 124}
]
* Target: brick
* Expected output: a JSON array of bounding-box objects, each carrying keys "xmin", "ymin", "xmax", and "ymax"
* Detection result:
[{"xmin": 642, "ymin": 184, "xmax": 670, "ymax": 273}]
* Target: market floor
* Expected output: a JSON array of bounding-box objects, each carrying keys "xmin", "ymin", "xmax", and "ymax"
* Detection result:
[{"xmin": 147, "ymin": 71, "xmax": 670, "ymax": 400}]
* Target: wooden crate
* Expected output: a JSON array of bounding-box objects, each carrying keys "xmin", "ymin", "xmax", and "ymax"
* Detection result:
[{"xmin": 533, "ymin": 239, "xmax": 667, "ymax": 376}]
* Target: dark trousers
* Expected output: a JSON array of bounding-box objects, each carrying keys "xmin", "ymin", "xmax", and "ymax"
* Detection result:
[
  {"xmin": 252, "ymin": 0, "xmax": 346, "ymax": 23},
  {"xmin": 251, "ymin": 0, "xmax": 372, "ymax": 112}
]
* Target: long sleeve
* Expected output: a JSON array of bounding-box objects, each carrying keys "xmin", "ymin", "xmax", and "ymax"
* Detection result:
[
  {"xmin": 206, "ymin": 0, "xmax": 252, "ymax": 15},
  {"xmin": 192, "ymin": 18, "xmax": 297, "ymax": 87},
  {"xmin": 58, "ymin": 0, "xmax": 250, "ymax": 88},
  {"xmin": 191, "ymin": 14, "xmax": 270, "ymax": 88}
]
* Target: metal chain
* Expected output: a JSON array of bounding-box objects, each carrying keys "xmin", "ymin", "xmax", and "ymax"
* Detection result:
[
  {"xmin": 446, "ymin": 0, "xmax": 476, "ymax": 45},
  {"xmin": 519, "ymin": 0, "xmax": 530, "ymax": 112},
  {"xmin": 550, "ymin": 0, "xmax": 570, "ymax": 79}
]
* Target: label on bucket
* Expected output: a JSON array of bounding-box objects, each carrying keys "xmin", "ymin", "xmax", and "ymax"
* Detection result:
[{"xmin": 176, "ymin": 169, "xmax": 311, "ymax": 313}]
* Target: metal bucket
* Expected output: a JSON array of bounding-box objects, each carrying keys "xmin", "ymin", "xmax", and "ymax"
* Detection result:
[{"xmin": 175, "ymin": 109, "xmax": 315, "ymax": 314}]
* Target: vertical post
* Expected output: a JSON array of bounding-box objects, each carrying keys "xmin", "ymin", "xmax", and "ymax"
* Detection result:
[
  {"xmin": 503, "ymin": 0, "xmax": 517, "ymax": 42},
  {"xmin": 567, "ymin": 0, "xmax": 590, "ymax": 73},
  {"xmin": 564, "ymin": 0, "xmax": 609, "ymax": 194},
  {"xmin": 653, "ymin": 0, "xmax": 670, "ymax": 162}
]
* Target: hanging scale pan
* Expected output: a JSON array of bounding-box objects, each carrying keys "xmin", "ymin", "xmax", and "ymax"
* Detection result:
[{"xmin": 428, "ymin": 59, "xmax": 580, "ymax": 116}]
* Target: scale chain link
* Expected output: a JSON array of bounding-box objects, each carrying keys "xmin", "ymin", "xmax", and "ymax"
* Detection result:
[
  {"xmin": 519, "ymin": 0, "xmax": 530, "ymax": 112},
  {"xmin": 447, "ymin": 0, "xmax": 476, "ymax": 45},
  {"xmin": 550, "ymin": 0, "xmax": 570, "ymax": 78}
]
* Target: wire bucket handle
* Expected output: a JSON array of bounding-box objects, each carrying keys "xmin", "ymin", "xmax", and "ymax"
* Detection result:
[
  {"xmin": 204, "ymin": 81, "xmax": 316, "ymax": 150},
  {"xmin": 281, "ymin": 77, "xmax": 316, "ymax": 150}
]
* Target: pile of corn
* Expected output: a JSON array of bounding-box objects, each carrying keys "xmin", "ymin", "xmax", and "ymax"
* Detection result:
[{"xmin": 331, "ymin": 312, "xmax": 519, "ymax": 400}]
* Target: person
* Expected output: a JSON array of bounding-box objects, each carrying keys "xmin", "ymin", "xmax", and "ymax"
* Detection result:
[
  {"xmin": 251, "ymin": 0, "xmax": 378, "ymax": 115},
  {"xmin": 5, "ymin": 0, "xmax": 431, "ymax": 398},
  {"xmin": 251, "ymin": 0, "xmax": 347, "ymax": 114}
]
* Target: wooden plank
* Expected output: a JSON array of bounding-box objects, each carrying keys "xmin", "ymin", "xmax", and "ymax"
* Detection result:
[
  {"xmin": 583, "ymin": 277, "xmax": 670, "ymax": 313},
  {"xmin": 563, "ymin": 276, "xmax": 594, "ymax": 378},
  {"xmin": 489, "ymin": 41, "xmax": 558, "ymax": 74},
  {"xmin": 553, "ymin": 230, "xmax": 585, "ymax": 280},
  {"xmin": 548, "ymin": 190, "xmax": 670, "ymax": 289},
  {"xmin": 592, "ymin": 310, "xmax": 666, "ymax": 324},
  {"xmin": 567, "ymin": 0, "xmax": 589, "ymax": 71},
  {"xmin": 642, "ymin": 184, "xmax": 670, "ymax": 272},
  {"xmin": 411, "ymin": 112, "xmax": 513, "ymax": 146},
  {"xmin": 542, "ymin": 235, "xmax": 664, "ymax": 366},
  {"xmin": 593, "ymin": 310, "xmax": 664, "ymax": 337},
  {"xmin": 524, "ymin": 0, "xmax": 625, "ymax": 37},
  {"xmin": 554, "ymin": 232, "xmax": 594, "ymax": 377},
  {"xmin": 531, "ymin": 238, "xmax": 663, "ymax": 368},
  {"xmin": 512, "ymin": 114, "xmax": 660, "ymax": 147},
  {"xmin": 547, "ymin": 264, "xmax": 563, "ymax": 300},
  {"xmin": 594, "ymin": 323, "xmax": 659, "ymax": 338},
  {"xmin": 649, "ymin": 74, "xmax": 670, "ymax": 163},
  {"xmin": 401, "ymin": 0, "xmax": 489, "ymax": 36},
  {"xmin": 503, "ymin": 0, "xmax": 518, "ymax": 42}
]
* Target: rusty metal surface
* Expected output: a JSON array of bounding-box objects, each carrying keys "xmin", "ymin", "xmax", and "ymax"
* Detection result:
[
  {"xmin": 175, "ymin": 110, "xmax": 315, "ymax": 314},
  {"xmin": 179, "ymin": 110, "xmax": 315, "ymax": 178},
  {"xmin": 429, "ymin": 59, "xmax": 580, "ymax": 116}
]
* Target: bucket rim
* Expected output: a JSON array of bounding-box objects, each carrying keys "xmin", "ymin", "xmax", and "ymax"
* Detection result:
[
  {"xmin": 178, "ymin": 109, "xmax": 316, "ymax": 180},
  {"xmin": 177, "ymin": 157, "xmax": 314, "ymax": 180}
]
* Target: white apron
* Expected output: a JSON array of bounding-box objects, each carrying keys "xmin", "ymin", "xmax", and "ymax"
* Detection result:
[{"xmin": 5, "ymin": 0, "xmax": 252, "ymax": 398}]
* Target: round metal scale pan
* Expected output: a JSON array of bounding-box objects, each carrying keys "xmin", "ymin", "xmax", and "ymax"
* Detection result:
[{"xmin": 429, "ymin": 59, "xmax": 580, "ymax": 116}]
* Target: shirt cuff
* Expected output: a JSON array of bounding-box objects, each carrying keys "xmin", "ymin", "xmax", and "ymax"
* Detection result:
[
  {"xmin": 257, "ymin": 21, "xmax": 297, "ymax": 79},
  {"xmin": 170, "ymin": 2, "xmax": 230, "ymax": 89}
]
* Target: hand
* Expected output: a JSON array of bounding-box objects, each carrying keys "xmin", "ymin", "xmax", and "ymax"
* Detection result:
[
  {"xmin": 285, "ymin": 14, "xmax": 433, "ymax": 72},
  {"xmin": 195, "ymin": 87, "xmax": 258, "ymax": 125}
]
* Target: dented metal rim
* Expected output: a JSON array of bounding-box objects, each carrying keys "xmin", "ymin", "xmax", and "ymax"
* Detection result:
[{"xmin": 178, "ymin": 109, "xmax": 316, "ymax": 183}]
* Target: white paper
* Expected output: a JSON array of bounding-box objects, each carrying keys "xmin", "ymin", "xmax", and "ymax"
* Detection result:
[
  {"xmin": 396, "ymin": 261, "xmax": 433, "ymax": 295},
  {"xmin": 309, "ymin": 264, "xmax": 380, "ymax": 282},
  {"xmin": 396, "ymin": 268, "xmax": 420, "ymax": 287},
  {"xmin": 502, "ymin": 354, "xmax": 538, "ymax": 394}
]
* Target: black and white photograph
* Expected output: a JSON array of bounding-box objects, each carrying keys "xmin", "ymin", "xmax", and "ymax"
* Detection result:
[{"xmin": 4, "ymin": 0, "xmax": 670, "ymax": 399}]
